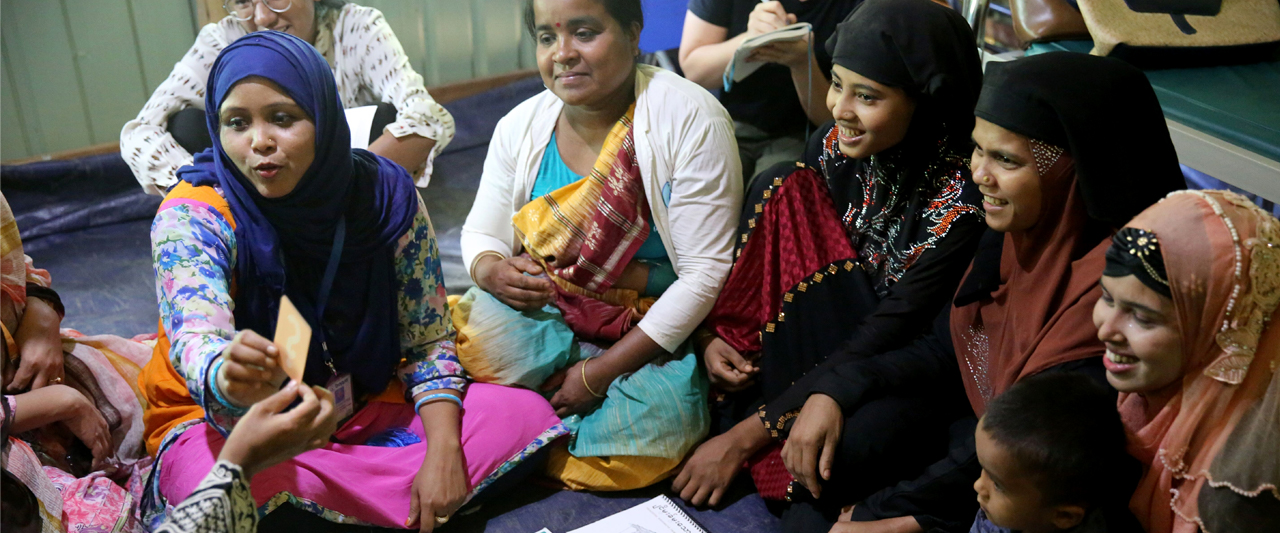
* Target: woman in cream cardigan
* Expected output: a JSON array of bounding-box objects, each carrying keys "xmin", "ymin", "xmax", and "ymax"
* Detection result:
[
  {"xmin": 457, "ymin": 0, "xmax": 741, "ymax": 491},
  {"xmin": 121, "ymin": 0, "xmax": 454, "ymax": 194}
]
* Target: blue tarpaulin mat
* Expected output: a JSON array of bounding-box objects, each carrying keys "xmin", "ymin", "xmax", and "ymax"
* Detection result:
[{"xmin": 0, "ymin": 73, "xmax": 780, "ymax": 533}]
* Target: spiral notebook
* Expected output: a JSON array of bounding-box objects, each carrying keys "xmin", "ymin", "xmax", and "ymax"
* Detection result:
[
  {"xmin": 537, "ymin": 495, "xmax": 706, "ymax": 533},
  {"xmin": 722, "ymin": 22, "xmax": 813, "ymax": 91}
]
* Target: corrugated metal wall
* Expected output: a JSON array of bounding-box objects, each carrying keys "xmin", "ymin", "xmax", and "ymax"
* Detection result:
[
  {"xmin": 0, "ymin": 0, "xmax": 536, "ymax": 161},
  {"xmin": 361, "ymin": 0, "xmax": 535, "ymax": 86}
]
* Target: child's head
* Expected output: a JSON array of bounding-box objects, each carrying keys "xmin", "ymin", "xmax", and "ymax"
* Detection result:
[{"xmin": 974, "ymin": 373, "xmax": 1130, "ymax": 533}]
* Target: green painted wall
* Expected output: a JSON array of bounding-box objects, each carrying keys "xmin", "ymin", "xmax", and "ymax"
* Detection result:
[{"xmin": 0, "ymin": 1, "xmax": 535, "ymax": 161}]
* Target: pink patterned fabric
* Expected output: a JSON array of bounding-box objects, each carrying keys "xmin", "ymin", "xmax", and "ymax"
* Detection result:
[
  {"xmin": 44, "ymin": 466, "xmax": 144, "ymax": 532},
  {"xmin": 157, "ymin": 383, "xmax": 564, "ymax": 528}
]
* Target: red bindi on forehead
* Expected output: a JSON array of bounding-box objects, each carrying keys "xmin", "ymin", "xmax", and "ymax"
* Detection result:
[{"xmin": 555, "ymin": 22, "xmax": 561, "ymax": 27}]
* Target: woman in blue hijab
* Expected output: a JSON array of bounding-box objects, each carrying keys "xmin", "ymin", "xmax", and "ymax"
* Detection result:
[{"xmin": 138, "ymin": 31, "xmax": 567, "ymax": 531}]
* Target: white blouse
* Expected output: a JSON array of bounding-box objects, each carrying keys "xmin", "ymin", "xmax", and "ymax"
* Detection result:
[
  {"xmin": 461, "ymin": 64, "xmax": 743, "ymax": 352},
  {"xmin": 120, "ymin": 4, "xmax": 455, "ymax": 195}
]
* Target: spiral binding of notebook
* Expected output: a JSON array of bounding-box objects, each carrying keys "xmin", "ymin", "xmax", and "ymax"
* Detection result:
[{"xmin": 542, "ymin": 495, "xmax": 706, "ymax": 533}]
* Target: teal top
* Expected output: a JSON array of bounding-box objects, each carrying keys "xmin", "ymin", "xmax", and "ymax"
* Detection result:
[
  {"xmin": 534, "ymin": 132, "xmax": 676, "ymax": 295},
  {"xmin": 1028, "ymin": 40, "xmax": 1280, "ymax": 165}
]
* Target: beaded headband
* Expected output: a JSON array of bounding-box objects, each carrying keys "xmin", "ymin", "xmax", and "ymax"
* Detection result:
[{"xmin": 1104, "ymin": 227, "xmax": 1170, "ymax": 297}]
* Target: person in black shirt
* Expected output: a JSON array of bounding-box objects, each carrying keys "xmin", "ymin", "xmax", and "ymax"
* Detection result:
[{"xmin": 679, "ymin": 0, "xmax": 858, "ymax": 184}]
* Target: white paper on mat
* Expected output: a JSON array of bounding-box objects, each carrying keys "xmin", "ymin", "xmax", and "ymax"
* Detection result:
[{"xmin": 565, "ymin": 496, "xmax": 706, "ymax": 533}]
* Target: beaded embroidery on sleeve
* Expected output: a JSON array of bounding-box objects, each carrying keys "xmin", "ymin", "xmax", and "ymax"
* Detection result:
[{"xmin": 1178, "ymin": 190, "xmax": 1280, "ymax": 384}]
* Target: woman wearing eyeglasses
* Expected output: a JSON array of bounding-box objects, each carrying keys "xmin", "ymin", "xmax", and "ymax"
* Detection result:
[{"xmin": 121, "ymin": 0, "xmax": 455, "ymax": 195}]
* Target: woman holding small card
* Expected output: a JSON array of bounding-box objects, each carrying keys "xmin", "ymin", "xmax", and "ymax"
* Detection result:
[{"xmin": 137, "ymin": 31, "xmax": 566, "ymax": 531}]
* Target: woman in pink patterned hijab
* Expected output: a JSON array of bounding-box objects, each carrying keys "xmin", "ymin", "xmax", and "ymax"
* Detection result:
[{"xmin": 1095, "ymin": 190, "xmax": 1280, "ymax": 533}]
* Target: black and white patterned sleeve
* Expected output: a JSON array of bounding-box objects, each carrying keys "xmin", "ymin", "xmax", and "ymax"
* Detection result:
[
  {"xmin": 120, "ymin": 18, "xmax": 244, "ymax": 195},
  {"xmin": 153, "ymin": 461, "xmax": 257, "ymax": 533},
  {"xmin": 336, "ymin": 5, "xmax": 455, "ymax": 186}
]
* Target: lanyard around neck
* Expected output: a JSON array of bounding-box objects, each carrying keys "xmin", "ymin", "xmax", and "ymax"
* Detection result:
[{"xmin": 315, "ymin": 216, "xmax": 345, "ymax": 375}]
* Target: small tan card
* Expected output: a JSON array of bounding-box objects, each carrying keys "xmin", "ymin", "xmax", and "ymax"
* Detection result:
[{"xmin": 274, "ymin": 295, "xmax": 311, "ymax": 382}]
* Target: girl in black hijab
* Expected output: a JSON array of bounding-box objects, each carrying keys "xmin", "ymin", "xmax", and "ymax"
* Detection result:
[
  {"xmin": 771, "ymin": 52, "xmax": 1184, "ymax": 533},
  {"xmin": 675, "ymin": 0, "xmax": 987, "ymax": 516}
]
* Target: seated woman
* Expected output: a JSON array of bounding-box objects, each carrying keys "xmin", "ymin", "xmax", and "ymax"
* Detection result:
[
  {"xmin": 676, "ymin": 0, "xmax": 986, "ymax": 509},
  {"xmin": 772, "ymin": 53, "xmax": 1186, "ymax": 533},
  {"xmin": 121, "ymin": 0, "xmax": 455, "ymax": 195},
  {"xmin": 457, "ymin": 0, "xmax": 741, "ymax": 490},
  {"xmin": 137, "ymin": 31, "xmax": 565, "ymax": 530},
  {"xmin": 2, "ymin": 192, "xmax": 153, "ymax": 532},
  {"xmin": 1096, "ymin": 190, "xmax": 1280, "ymax": 533}
]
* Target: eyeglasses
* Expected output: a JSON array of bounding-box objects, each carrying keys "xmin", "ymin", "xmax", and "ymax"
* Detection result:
[{"xmin": 223, "ymin": 0, "xmax": 293, "ymax": 22}]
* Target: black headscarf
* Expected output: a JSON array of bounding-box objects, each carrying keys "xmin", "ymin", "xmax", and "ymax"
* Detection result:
[
  {"xmin": 825, "ymin": 0, "xmax": 982, "ymax": 144},
  {"xmin": 812, "ymin": 0, "xmax": 985, "ymax": 296},
  {"xmin": 975, "ymin": 52, "xmax": 1184, "ymax": 228}
]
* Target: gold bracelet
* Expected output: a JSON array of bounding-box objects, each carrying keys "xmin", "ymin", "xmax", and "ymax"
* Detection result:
[
  {"xmin": 582, "ymin": 357, "xmax": 607, "ymax": 398},
  {"xmin": 468, "ymin": 251, "xmax": 507, "ymax": 283}
]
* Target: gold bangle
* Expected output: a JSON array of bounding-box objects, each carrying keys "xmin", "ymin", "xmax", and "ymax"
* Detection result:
[
  {"xmin": 582, "ymin": 357, "xmax": 607, "ymax": 398},
  {"xmin": 468, "ymin": 251, "xmax": 507, "ymax": 282}
]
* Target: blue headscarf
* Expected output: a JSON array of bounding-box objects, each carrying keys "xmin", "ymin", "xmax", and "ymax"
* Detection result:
[{"xmin": 177, "ymin": 31, "xmax": 418, "ymax": 396}]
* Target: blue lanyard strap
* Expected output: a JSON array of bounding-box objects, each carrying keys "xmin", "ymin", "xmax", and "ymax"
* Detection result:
[{"xmin": 315, "ymin": 217, "xmax": 345, "ymax": 374}]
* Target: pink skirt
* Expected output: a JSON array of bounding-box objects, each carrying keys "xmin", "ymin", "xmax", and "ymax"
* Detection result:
[{"xmin": 156, "ymin": 383, "xmax": 565, "ymax": 528}]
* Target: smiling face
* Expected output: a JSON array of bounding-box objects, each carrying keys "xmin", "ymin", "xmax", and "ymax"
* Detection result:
[
  {"xmin": 532, "ymin": 0, "xmax": 640, "ymax": 108},
  {"xmin": 219, "ymin": 77, "xmax": 316, "ymax": 198},
  {"xmin": 974, "ymin": 419, "xmax": 1083, "ymax": 533},
  {"xmin": 237, "ymin": 0, "xmax": 319, "ymax": 44},
  {"xmin": 1094, "ymin": 274, "xmax": 1184, "ymax": 393},
  {"xmin": 970, "ymin": 118, "xmax": 1044, "ymax": 233},
  {"xmin": 826, "ymin": 65, "xmax": 916, "ymax": 159}
]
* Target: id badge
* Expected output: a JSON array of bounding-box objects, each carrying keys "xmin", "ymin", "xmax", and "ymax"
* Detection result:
[{"xmin": 325, "ymin": 372, "xmax": 355, "ymax": 422}]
